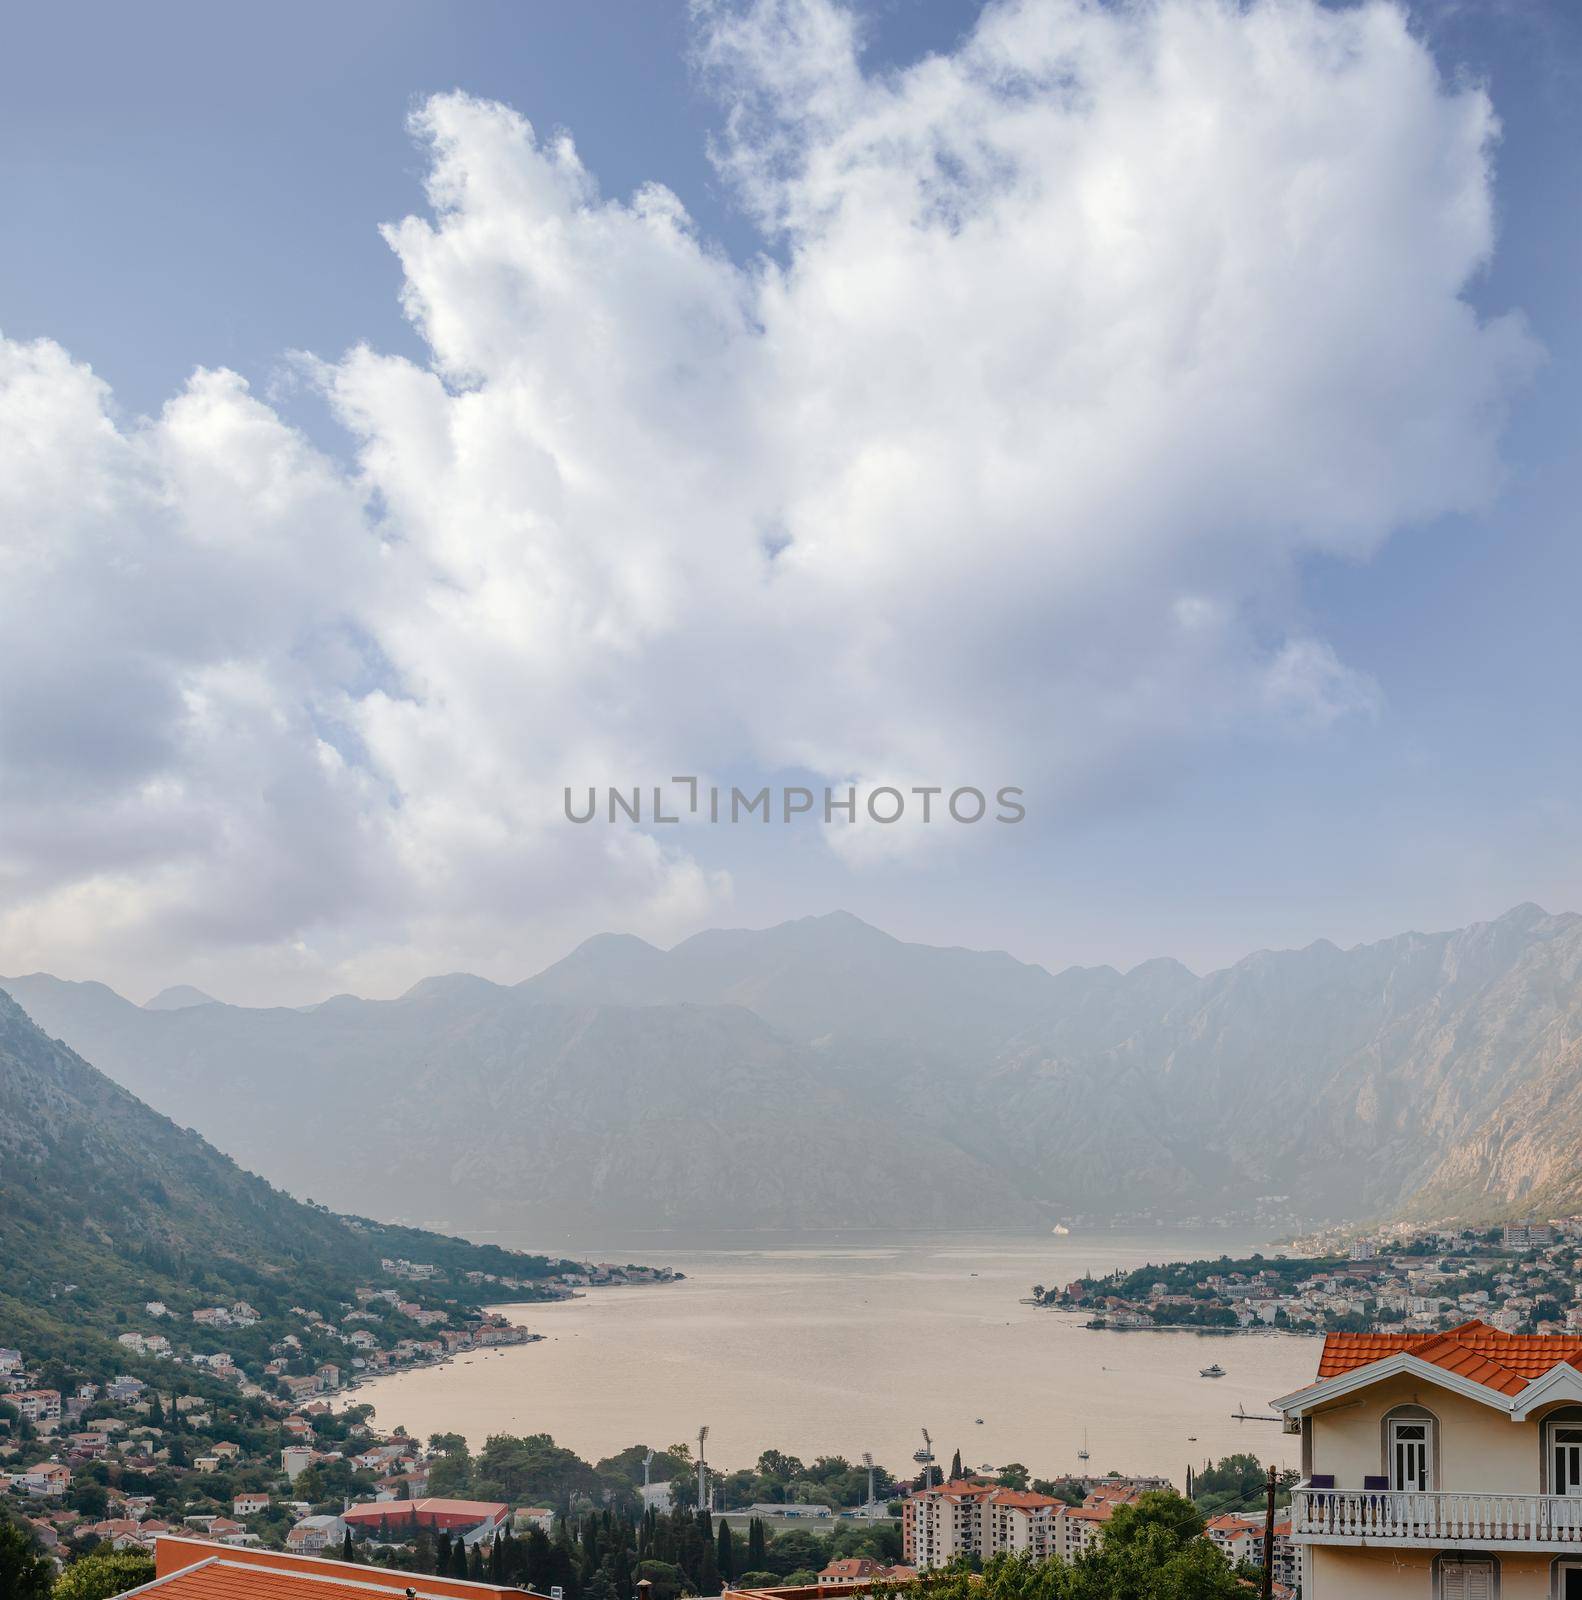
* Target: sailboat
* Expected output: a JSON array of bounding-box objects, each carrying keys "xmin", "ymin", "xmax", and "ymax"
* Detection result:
[{"xmin": 1077, "ymin": 1429, "xmax": 1090, "ymax": 1463}]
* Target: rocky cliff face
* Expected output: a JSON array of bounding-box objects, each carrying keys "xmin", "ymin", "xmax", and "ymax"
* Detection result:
[{"xmin": 8, "ymin": 903, "xmax": 1582, "ymax": 1234}]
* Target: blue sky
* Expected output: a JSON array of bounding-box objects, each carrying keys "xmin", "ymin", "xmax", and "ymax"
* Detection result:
[{"xmin": 1, "ymin": 0, "xmax": 1580, "ymax": 1000}]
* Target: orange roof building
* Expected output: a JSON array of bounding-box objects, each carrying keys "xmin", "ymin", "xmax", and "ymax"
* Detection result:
[
  {"xmin": 131, "ymin": 1536, "xmax": 542, "ymax": 1600},
  {"xmin": 342, "ymin": 1498, "xmax": 511, "ymax": 1535},
  {"xmin": 1311, "ymin": 1320, "xmax": 1582, "ymax": 1395}
]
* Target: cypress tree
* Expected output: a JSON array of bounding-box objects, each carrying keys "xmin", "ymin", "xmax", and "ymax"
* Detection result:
[
  {"xmin": 435, "ymin": 1531, "xmax": 452, "ymax": 1576},
  {"xmin": 469, "ymin": 1546, "xmax": 484, "ymax": 1582},
  {"xmin": 451, "ymin": 1540, "xmax": 470, "ymax": 1580},
  {"xmin": 341, "ymin": 1530, "xmax": 355, "ymax": 1563},
  {"xmin": 525, "ymin": 1527, "xmax": 554, "ymax": 1593},
  {"xmin": 698, "ymin": 1540, "xmax": 720, "ymax": 1596},
  {"xmin": 950, "ymin": 1450, "xmax": 962, "ymax": 1482},
  {"xmin": 490, "ymin": 1534, "xmax": 504, "ymax": 1583},
  {"xmin": 716, "ymin": 1519, "xmax": 735, "ymax": 1580}
]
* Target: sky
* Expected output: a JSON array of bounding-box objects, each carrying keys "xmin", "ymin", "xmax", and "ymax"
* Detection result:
[{"xmin": 1, "ymin": 0, "xmax": 1580, "ymax": 1005}]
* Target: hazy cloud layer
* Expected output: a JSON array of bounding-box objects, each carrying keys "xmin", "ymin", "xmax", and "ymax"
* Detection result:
[{"xmin": 0, "ymin": 0, "xmax": 1537, "ymax": 999}]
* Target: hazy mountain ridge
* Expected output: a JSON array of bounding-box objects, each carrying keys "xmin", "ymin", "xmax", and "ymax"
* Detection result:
[
  {"xmin": 0, "ymin": 962, "xmax": 1044, "ymax": 1233},
  {"xmin": 7, "ymin": 904, "xmax": 1582, "ymax": 1232}
]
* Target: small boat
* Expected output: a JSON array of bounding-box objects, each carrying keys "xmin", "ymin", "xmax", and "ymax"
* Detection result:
[
  {"xmin": 1052, "ymin": 1224, "xmax": 1070, "ymax": 1236},
  {"xmin": 1200, "ymin": 1363, "xmax": 1226, "ymax": 1378},
  {"xmin": 1077, "ymin": 1430, "xmax": 1090, "ymax": 1462},
  {"xmin": 1187, "ymin": 1436, "xmax": 1197, "ymax": 1442},
  {"xmin": 975, "ymin": 1417, "xmax": 984, "ymax": 1424}
]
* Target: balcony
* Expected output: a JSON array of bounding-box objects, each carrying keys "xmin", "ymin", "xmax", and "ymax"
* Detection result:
[{"xmin": 1291, "ymin": 1484, "xmax": 1582, "ymax": 1551}]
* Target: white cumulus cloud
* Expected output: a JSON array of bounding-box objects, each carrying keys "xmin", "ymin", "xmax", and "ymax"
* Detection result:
[{"xmin": 0, "ymin": 0, "xmax": 1538, "ymax": 1000}]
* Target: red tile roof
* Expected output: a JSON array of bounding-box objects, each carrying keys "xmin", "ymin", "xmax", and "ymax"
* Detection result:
[
  {"xmin": 149, "ymin": 1537, "xmax": 531, "ymax": 1600},
  {"xmin": 342, "ymin": 1498, "xmax": 509, "ymax": 1529},
  {"xmin": 1316, "ymin": 1319, "xmax": 1582, "ymax": 1397}
]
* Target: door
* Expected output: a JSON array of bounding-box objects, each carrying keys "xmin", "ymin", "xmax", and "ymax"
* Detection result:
[
  {"xmin": 1555, "ymin": 1425, "xmax": 1582, "ymax": 1496},
  {"xmin": 1439, "ymin": 1560, "xmax": 1494, "ymax": 1600},
  {"xmin": 1563, "ymin": 1563, "xmax": 1582, "ymax": 1600},
  {"xmin": 1389, "ymin": 1418, "xmax": 1429, "ymax": 1491}
]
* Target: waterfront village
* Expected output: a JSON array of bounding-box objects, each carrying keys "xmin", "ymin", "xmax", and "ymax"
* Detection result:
[
  {"xmin": 1, "ymin": 1256, "xmax": 690, "ymax": 1567},
  {"xmin": 0, "ymin": 1230, "xmax": 1307, "ymax": 1599},
  {"xmin": 1039, "ymin": 1216, "xmax": 1582, "ymax": 1336},
  {"xmin": 20, "ymin": 1219, "xmax": 1582, "ymax": 1600},
  {"xmin": 0, "ymin": 1210, "xmax": 1328, "ymax": 1600}
]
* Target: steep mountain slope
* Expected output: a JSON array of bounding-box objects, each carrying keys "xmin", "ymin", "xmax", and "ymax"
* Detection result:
[
  {"xmin": 973, "ymin": 904, "xmax": 1582, "ymax": 1220},
  {"xmin": 10, "ymin": 903, "xmax": 1582, "ymax": 1232},
  {"xmin": 0, "ymin": 974, "xmax": 1040, "ymax": 1234},
  {"xmin": 0, "ymin": 988, "xmax": 572, "ymax": 1356}
]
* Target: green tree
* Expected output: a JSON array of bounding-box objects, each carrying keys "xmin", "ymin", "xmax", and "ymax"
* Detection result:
[
  {"xmin": 54, "ymin": 1548, "xmax": 156, "ymax": 1600},
  {"xmin": 427, "ymin": 1448, "xmax": 474, "ymax": 1498},
  {"xmin": 717, "ymin": 1518, "xmax": 735, "ymax": 1580},
  {"xmin": 67, "ymin": 1482, "xmax": 110, "ymax": 1519},
  {"xmin": 1102, "ymin": 1490, "xmax": 1205, "ymax": 1553},
  {"xmin": 996, "ymin": 1464, "xmax": 1029, "ymax": 1491},
  {"xmin": 765, "ymin": 1530, "xmax": 825, "ymax": 1579},
  {"xmin": 1, "ymin": 1522, "xmax": 53, "ymax": 1600},
  {"xmin": 950, "ymin": 1449, "xmax": 963, "ymax": 1481}
]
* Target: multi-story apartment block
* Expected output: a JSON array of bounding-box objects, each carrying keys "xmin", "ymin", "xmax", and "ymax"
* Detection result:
[
  {"xmin": 903, "ymin": 1480, "xmax": 1066, "ymax": 1569},
  {"xmin": 1276, "ymin": 1319, "xmax": 1582, "ymax": 1598},
  {"xmin": 11, "ymin": 1388, "xmax": 62, "ymax": 1423}
]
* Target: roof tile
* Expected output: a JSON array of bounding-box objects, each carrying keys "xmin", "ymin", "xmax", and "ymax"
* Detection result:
[{"xmin": 1316, "ymin": 1319, "xmax": 1582, "ymax": 1397}]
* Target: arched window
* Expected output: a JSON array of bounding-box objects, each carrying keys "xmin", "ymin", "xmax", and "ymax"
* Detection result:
[
  {"xmin": 1382, "ymin": 1403, "xmax": 1439, "ymax": 1492},
  {"xmin": 1542, "ymin": 1407, "xmax": 1582, "ymax": 1496}
]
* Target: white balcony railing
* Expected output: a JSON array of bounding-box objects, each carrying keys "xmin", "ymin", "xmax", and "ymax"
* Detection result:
[{"xmin": 1291, "ymin": 1485, "xmax": 1582, "ymax": 1547}]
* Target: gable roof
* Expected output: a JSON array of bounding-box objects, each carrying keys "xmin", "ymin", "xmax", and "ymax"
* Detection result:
[
  {"xmin": 135, "ymin": 1538, "xmax": 535, "ymax": 1600},
  {"xmin": 1276, "ymin": 1319, "xmax": 1582, "ymax": 1420},
  {"xmin": 1317, "ymin": 1320, "xmax": 1582, "ymax": 1397}
]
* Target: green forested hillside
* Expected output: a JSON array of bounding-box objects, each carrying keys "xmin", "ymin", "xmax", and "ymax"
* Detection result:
[{"xmin": 0, "ymin": 987, "xmax": 571, "ymax": 1368}]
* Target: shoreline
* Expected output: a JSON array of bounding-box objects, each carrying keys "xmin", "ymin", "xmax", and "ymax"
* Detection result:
[{"xmin": 333, "ymin": 1230, "xmax": 1308, "ymax": 1477}]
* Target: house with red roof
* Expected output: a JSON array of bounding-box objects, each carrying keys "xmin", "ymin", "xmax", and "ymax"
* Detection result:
[
  {"xmin": 127, "ymin": 1535, "xmax": 545, "ymax": 1600},
  {"xmin": 1273, "ymin": 1318, "xmax": 1582, "ymax": 1598},
  {"xmin": 341, "ymin": 1497, "xmax": 510, "ymax": 1540}
]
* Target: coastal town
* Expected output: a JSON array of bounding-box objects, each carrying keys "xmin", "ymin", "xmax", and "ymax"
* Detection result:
[
  {"xmin": 0, "ymin": 1218, "xmax": 1304, "ymax": 1593},
  {"xmin": 0, "ymin": 1256, "xmax": 680, "ymax": 1567},
  {"xmin": 1037, "ymin": 1217, "xmax": 1582, "ymax": 1337},
  {"xmin": 2, "ymin": 1301, "xmax": 1302, "ymax": 1597},
  {"xmin": 16, "ymin": 1213, "xmax": 1582, "ymax": 1597}
]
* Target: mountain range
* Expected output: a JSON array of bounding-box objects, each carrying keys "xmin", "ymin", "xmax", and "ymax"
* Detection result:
[{"xmin": 6, "ymin": 903, "xmax": 1582, "ymax": 1237}]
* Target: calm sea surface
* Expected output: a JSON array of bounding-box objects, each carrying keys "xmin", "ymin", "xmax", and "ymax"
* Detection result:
[{"xmin": 349, "ymin": 1231, "xmax": 1311, "ymax": 1484}]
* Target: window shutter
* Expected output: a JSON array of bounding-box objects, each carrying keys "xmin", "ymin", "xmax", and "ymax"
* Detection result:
[{"xmin": 1441, "ymin": 1560, "xmax": 1495, "ymax": 1600}]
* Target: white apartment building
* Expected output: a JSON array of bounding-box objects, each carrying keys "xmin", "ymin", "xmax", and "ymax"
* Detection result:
[{"xmin": 903, "ymin": 1480, "xmax": 1066, "ymax": 1569}]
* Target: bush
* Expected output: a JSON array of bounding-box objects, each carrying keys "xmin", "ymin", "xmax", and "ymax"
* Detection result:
[{"xmin": 54, "ymin": 1548, "xmax": 157, "ymax": 1600}]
